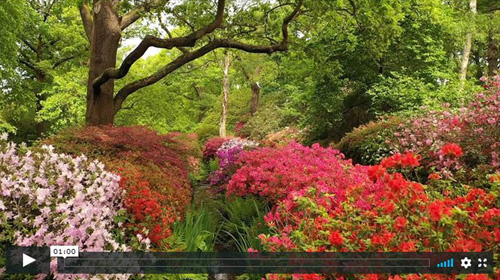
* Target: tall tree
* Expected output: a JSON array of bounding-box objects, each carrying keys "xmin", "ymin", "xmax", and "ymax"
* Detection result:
[
  {"xmin": 459, "ymin": 0, "xmax": 477, "ymax": 86},
  {"xmin": 219, "ymin": 51, "xmax": 231, "ymax": 137},
  {"xmin": 80, "ymin": 0, "xmax": 304, "ymax": 125},
  {"xmin": 19, "ymin": 0, "xmax": 87, "ymax": 136}
]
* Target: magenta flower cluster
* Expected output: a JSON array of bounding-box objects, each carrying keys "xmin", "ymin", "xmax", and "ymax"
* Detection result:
[{"xmin": 210, "ymin": 138, "xmax": 259, "ymax": 186}]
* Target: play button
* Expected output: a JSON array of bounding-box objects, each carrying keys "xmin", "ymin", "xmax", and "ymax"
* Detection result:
[
  {"xmin": 23, "ymin": 253, "xmax": 36, "ymax": 267},
  {"xmin": 5, "ymin": 246, "xmax": 50, "ymax": 274}
]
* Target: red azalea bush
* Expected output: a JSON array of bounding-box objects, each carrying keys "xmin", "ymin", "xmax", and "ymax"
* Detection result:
[
  {"xmin": 203, "ymin": 137, "xmax": 231, "ymax": 160},
  {"xmin": 42, "ymin": 126, "xmax": 194, "ymax": 246},
  {"xmin": 117, "ymin": 164, "xmax": 178, "ymax": 245},
  {"xmin": 244, "ymin": 150, "xmax": 500, "ymax": 279}
]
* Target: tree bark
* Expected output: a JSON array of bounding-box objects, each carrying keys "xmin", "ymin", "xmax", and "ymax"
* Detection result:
[
  {"xmin": 85, "ymin": 0, "xmax": 121, "ymax": 125},
  {"xmin": 459, "ymin": 0, "xmax": 477, "ymax": 86},
  {"xmin": 487, "ymin": 37, "xmax": 499, "ymax": 76},
  {"xmin": 250, "ymin": 81, "xmax": 260, "ymax": 115},
  {"xmin": 219, "ymin": 52, "xmax": 230, "ymax": 137}
]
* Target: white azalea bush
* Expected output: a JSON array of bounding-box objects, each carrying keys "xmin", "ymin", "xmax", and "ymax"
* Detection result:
[{"xmin": 0, "ymin": 134, "xmax": 148, "ymax": 279}]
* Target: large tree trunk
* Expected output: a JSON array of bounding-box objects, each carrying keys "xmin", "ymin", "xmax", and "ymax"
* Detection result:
[
  {"xmin": 219, "ymin": 53, "xmax": 230, "ymax": 137},
  {"xmin": 85, "ymin": 0, "xmax": 121, "ymax": 125},
  {"xmin": 487, "ymin": 37, "xmax": 499, "ymax": 76},
  {"xmin": 250, "ymin": 81, "xmax": 260, "ymax": 115},
  {"xmin": 459, "ymin": 0, "xmax": 477, "ymax": 86}
]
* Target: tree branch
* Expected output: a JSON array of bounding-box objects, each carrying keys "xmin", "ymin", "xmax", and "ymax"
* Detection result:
[
  {"xmin": 120, "ymin": 7, "xmax": 143, "ymax": 30},
  {"xmin": 93, "ymin": 0, "xmax": 227, "ymax": 96},
  {"xmin": 21, "ymin": 39, "xmax": 37, "ymax": 54},
  {"xmin": 19, "ymin": 59, "xmax": 36, "ymax": 71},
  {"xmin": 113, "ymin": 0, "xmax": 303, "ymax": 113},
  {"xmin": 53, "ymin": 55, "xmax": 76, "ymax": 69},
  {"xmin": 114, "ymin": 41, "xmax": 221, "ymax": 113},
  {"xmin": 79, "ymin": 3, "xmax": 93, "ymax": 43}
]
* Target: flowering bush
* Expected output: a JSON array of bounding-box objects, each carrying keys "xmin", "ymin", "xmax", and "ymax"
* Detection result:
[
  {"xmin": 217, "ymin": 138, "xmax": 259, "ymax": 169},
  {"xmin": 336, "ymin": 76, "xmax": 500, "ymax": 186},
  {"xmin": 42, "ymin": 126, "xmax": 193, "ymax": 246},
  {"xmin": 0, "ymin": 134, "xmax": 147, "ymax": 279},
  {"xmin": 226, "ymin": 142, "xmax": 382, "ymax": 205},
  {"xmin": 240, "ymin": 147, "xmax": 500, "ymax": 279},
  {"xmin": 202, "ymin": 137, "xmax": 230, "ymax": 160},
  {"xmin": 390, "ymin": 77, "xmax": 500, "ymax": 181},
  {"xmin": 209, "ymin": 138, "xmax": 259, "ymax": 187}
]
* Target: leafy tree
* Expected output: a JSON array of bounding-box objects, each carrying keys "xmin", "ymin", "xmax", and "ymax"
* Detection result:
[
  {"xmin": 80, "ymin": 0, "xmax": 304, "ymax": 125},
  {"xmin": 0, "ymin": 0, "xmax": 88, "ymax": 140}
]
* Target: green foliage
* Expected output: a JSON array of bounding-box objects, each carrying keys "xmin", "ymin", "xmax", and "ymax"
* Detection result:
[
  {"xmin": 241, "ymin": 106, "xmax": 285, "ymax": 140},
  {"xmin": 170, "ymin": 205, "xmax": 219, "ymax": 252},
  {"xmin": 0, "ymin": 1, "xmax": 25, "ymax": 72},
  {"xmin": 217, "ymin": 196, "xmax": 270, "ymax": 252},
  {"xmin": 36, "ymin": 67, "xmax": 87, "ymax": 134},
  {"xmin": 367, "ymin": 73, "xmax": 478, "ymax": 116},
  {"xmin": 334, "ymin": 117, "xmax": 402, "ymax": 165}
]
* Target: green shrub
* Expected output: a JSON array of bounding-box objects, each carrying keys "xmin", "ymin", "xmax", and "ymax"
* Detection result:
[
  {"xmin": 196, "ymin": 123, "xmax": 220, "ymax": 144},
  {"xmin": 334, "ymin": 116, "xmax": 402, "ymax": 165}
]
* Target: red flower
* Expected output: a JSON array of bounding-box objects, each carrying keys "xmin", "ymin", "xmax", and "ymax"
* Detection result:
[
  {"xmin": 394, "ymin": 217, "xmax": 407, "ymax": 231},
  {"xmin": 400, "ymin": 152, "xmax": 420, "ymax": 168},
  {"xmin": 368, "ymin": 165, "xmax": 387, "ymax": 181},
  {"xmin": 440, "ymin": 143, "xmax": 463, "ymax": 157},
  {"xmin": 465, "ymin": 274, "xmax": 490, "ymax": 280},
  {"xmin": 494, "ymin": 229, "xmax": 500, "ymax": 242},
  {"xmin": 329, "ymin": 231, "xmax": 344, "ymax": 246},
  {"xmin": 398, "ymin": 241, "xmax": 416, "ymax": 252},
  {"xmin": 428, "ymin": 173, "xmax": 441, "ymax": 180},
  {"xmin": 428, "ymin": 201, "xmax": 451, "ymax": 221},
  {"xmin": 380, "ymin": 152, "xmax": 420, "ymax": 169}
]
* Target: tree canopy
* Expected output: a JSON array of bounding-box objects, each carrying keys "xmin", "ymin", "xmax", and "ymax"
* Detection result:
[{"xmin": 0, "ymin": 0, "xmax": 498, "ymax": 143}]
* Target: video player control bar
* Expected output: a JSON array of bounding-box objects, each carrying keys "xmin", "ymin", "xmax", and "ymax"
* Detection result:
[{"xmin": 5, "ymin": 247, "xmax": 493, "ymax": 275}]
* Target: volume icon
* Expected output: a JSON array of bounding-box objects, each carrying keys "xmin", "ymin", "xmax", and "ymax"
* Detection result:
[{"xmin": 437, "ymin": 259, "xmax": 454, "ymax": 268}]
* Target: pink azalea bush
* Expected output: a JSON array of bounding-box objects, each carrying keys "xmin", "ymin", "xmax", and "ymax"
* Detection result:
[
  {"xmin": 226, "ymin": 142, "xmax": 383, "ymax": 207},
  {"xmin": 390, "ymin": 76, "xmax": 500, "ymax": 183},
  {"xmin": 0, "ymin": 134, "xmax": 148, "ymax": 279},
  {"xmin": 337, "ymin": 76, "xmax": 500, "ymax": 186},
  {"xmin": 203, "ymin": 137, "xmax": 231, "ymax": 160}
]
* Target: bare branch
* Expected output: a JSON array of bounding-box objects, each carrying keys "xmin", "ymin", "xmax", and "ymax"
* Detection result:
[{"xmin": 79, "ymin": 3, "xmax": 93, "ymax": 42}]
